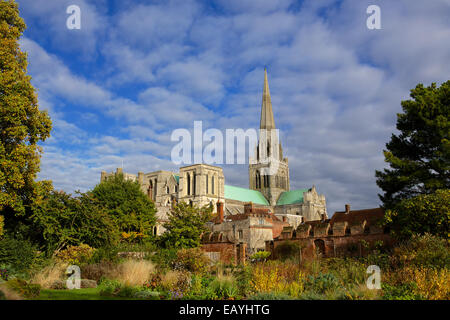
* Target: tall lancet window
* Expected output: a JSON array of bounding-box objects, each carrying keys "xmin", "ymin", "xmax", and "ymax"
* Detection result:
[
  {"xmin": 212, "ymin": 176, "xmax": 215, "ymax": 195},
  {"xmin": 206, "ymin": 174, "xmax": 209, "ymax": 194},
  {"xmin": 187, "ymin": 173, "xmax": 191, "ymax": 195}
]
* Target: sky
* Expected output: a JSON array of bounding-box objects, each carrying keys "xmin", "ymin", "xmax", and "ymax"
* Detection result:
[{"xmin": 15, "ymin": 0, "xmax": 450, "ymax": 215}]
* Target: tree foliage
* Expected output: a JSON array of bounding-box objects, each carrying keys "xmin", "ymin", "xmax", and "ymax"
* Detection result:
[
  {"xmin": 31, "ymin": 190, "xmax": 118, "ymax": 251},
  {"xmin": 159, "ymin": 202, "xmax": 213, "ymax": 249},
  {"xmin": 0, "ymin": 0, "xmax": 52, "ymax": 218},
  {"xmin": 376, "ymin": 81, "xmax": 449, "ymax": 209},
  {"xmin": 91, "ymin": 174, "xmax": 157, "ymax": 241},
  {"xmin": 384, "ymin": 189, "xmax": 449, "ymax": 240}
]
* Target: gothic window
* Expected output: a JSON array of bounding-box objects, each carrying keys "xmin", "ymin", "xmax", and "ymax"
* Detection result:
[
  {"xmin": 238, "ymin": 230, "xmax": 243, "ymax": 239},
  {"xmin": 174, "ymin": 185, "xmax": 178, "ymax": 193},
  {"xmin": 267, "ymin": 141, "xmax": 270, "ymax": 157},
  {"xmin": 257, "ymin": 145, "xmax": 259, "ymax": 161},
  {"xmin": 154, "ymin": 179, "xmax": 157, "ymax": 199},
  {"xmin": 193, "ymin": 173, "xmax": 196, "ymax": 196},
  {"xmin": 206, "ymin": 174, "xmax": 209, "ymax": 194},
  {"xmin": 166, "ymin": 186, "xmax": 170, "ymax": 194},
  {"xmin": 187, "ymin": 173, "xmax": 191, "ymax": 195},
  {"xmin": 212, "ymin": 176, "xmax": 215, "ymax": 195}
]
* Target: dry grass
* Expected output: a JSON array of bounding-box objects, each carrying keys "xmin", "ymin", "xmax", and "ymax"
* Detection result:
[
  {"xmin": 112, "ymin": 259, "xmax": 155, "ymax": 286},
  {"xmin": 31, "ymin": 262, "xmax": 68, "ymax": 289},
  {"xmin": 0, "ymin": 283, "xmax": 23, "ymax": 300}
]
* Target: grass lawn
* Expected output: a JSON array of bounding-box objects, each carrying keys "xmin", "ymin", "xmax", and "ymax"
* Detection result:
[{"xmin": 36, "ymin": 288, "xmax": 136, "ymax": 300}]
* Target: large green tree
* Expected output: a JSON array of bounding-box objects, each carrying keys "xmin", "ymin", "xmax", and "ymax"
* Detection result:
[
  {"xmin": 376, "ymin": 81, "xmax": 450, "ymax": 209},
  {"xmin": 91, "ymin": 174, "xmax": 157, "ymax": 241},
  {"xmin": 159, "ymin": 202, "xmax": 213, "ymax": 249},
  {"xmin": 31, "ymin": 190, "xmax": 119, "ymax": 252},
  {"xmin": 384, "ymin": 189, "xmax": 449, "ymax": 240},
  {"xmin": 0, "ymin": 1, "xmax": 52, "ymax": 224}
]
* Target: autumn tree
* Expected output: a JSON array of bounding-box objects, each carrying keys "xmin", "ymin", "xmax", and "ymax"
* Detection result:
[
  {"xmin": 0, "ymin": 1, "xmax": 52, "ymax": 230},
  {"xmin": 376, "ymin": 81, "xmax": 450, "ymax": 209}
]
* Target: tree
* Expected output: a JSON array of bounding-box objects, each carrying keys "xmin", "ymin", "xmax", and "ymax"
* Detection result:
[
  {"xmin": 383, "ymin": 189, "xmax": 449, "ymax": 240},
  {"xmin": 159, "ymin": 202, "xmax": 212, "ymax": 249},
  {"xmin": 91, "ymin": 174, "xmax": 157, "ymax": 242},
  {"xmin": 0, "ymin": 1, "xmax": 52, "ymax": 222},
  {"xmin": 31, "ymin": 190, "xmax": 119, "ymax": 252},
  {"xmin": 376, "ymin": 81, "xmax": 450, "ymax": 209}
]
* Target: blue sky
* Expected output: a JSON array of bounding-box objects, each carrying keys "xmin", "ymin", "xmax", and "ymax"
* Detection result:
[{"xmin": 16, "ymin": 0, "xmax": 450, "ymax": 214}]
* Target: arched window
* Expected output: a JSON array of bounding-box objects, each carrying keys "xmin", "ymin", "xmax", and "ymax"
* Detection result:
[
  {"xmin": 166, "ymin": 186, "xmax": 170, "ymax": 194},
  {"xmin": 212, "ymin": 176, "xmax": 215, "ymax": 195},
  {"xmin": 267, "ymin": 141, "xmax": 270, "ymax": 157},
  {"xmin": 206, "ymin": 174, "xmax": 209, "ymax": 194}
]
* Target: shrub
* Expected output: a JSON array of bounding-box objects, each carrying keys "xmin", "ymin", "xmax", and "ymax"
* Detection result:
[
  {"xmin": 0, "ymin": 236, "xmax": 37, "ymax": 275},
  {"xmin": 150, "ymin": 248, "xmax": 178, "ymax": 270},
  {"xmin": 306, "ymin": 273, "xmax": 341, "ymax": 295},
  {"xmin": 174, "ymin": 247, "xmax": 210, "ymax": 273},
  {"xmin": 98, "ymin": 279, "xmax": 122, "ymax": 296},
  {"xmin": 390, "ymin": 234, "xmax": 450, "ymax": 269},
  {"xmin": 6, "ymin": 279, "xmax": 41, "ymax": 299},
  {"xmin": 160, "ymin": 270, "xmax": 191, "ymax": 294},
  {"xmin": 213, "ymin": 276, "xmax": 239, "ymax": 300},
  {"xmin": 382, "ymin": 283, "xmax": 424, "ymax": 300},
  {"xmin": 250, "ymin": 251, "xmax": 271, "ymax": 262},
  {"xmin": 234, "ymin": 266, "xmax": 253, "ymax": 297},
  {"xmin": 55, "ymin": 244, "xmax": 95, "ymax": 265},
  {"xmin": 0, "ymin": 283, "xmax": 22, "ymax": 300}
]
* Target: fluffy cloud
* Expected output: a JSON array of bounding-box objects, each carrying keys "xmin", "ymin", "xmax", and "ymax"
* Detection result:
[{"xmin": 17, "ymin": 0, "xmax": 450, "ymax": 214}]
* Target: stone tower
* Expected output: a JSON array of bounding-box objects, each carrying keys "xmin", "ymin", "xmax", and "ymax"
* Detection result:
[{"xmin": 249, "ymin": 69, "xmax": 290, "ymax": 205}]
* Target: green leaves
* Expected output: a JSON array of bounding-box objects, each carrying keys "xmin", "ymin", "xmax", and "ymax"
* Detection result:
[
  {"xmin": 384, "ymin": 189, "xmax": 450, "ymax": 240},
  {"xmin": 376, "ymin": 81, "xmax": 450, "ymax": 209},
  {"xmin": 159, "ymin": 202, "xmax": 212, "ymax": 249},
  {"xmin": 91, "ymin": 174, "xmax": 157, "ymax": 241}
]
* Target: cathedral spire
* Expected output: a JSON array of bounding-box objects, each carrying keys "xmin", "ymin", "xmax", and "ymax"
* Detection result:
[{"xmin": 260, "ymin": 68, "xmax": 276, "ymax": 130}]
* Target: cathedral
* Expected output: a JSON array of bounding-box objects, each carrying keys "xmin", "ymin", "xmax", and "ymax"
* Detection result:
[{"xmin": 100, "ymin": 70, "xmax": 327, "ymax": 252}]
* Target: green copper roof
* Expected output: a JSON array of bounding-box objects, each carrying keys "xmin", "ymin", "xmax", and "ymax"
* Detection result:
[
  {"xmin": 173, "ymin": 174, "xmax": 179, "ymax": 184},
  {"xmin": 276, "ymin": 189, "xmax": 309, "ymax": 205},
  {"xmin": 224, "ymin": 185, "xmax": 269, "ymax": 205}
]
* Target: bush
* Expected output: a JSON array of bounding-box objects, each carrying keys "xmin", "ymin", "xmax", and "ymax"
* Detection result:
[
  {"xmin": 250, "ymin": 251, "xmax": 271, "ymax": 262},
  {"xmin": 174, "ymin": 247, "xmax": 210, "ymax": 273},
  {"xmin": 306, "ymin": 273, "xmax": 341, "ymax": 295},
  {"xmin": 6, "ymin": 279, "xmax": 41, "ymax": 298},
  {"xmin": 382, "ymin": 283, "xmax": 424, "ymax": 300},
  {"xmin": 0, "ymin": 236, "xmax": 37, "ymax": 276},
  {"xmin": 133, "ymin": 290, "xmax": 160, "ymax": 300},
  {"xmin": 208, "ymin": 276, "xmax": 239, "ymax": 300},
  {"xmin": 150, "ymin": 248, "xmax": 178, "ymax": 270},
  {"xmin": 98, "ymin": 279, "xmax": 122, "ymax": 296},
  {"xmin": 390, "ymin": 234, "xmax": 450, "ymax": 269},
  {"xmin": 384, "ymin": 189, "xmax": 449, "ymax": 240},
  {"xmin": 55, "ymin": 244, "xmax": 95, "ymax": 265}
]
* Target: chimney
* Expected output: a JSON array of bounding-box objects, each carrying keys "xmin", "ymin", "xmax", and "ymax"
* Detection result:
[
  {"xmin": 217, "ymin": 202, "xmax": 224, "ymax": 223},
  {"xmin": 345, "ymin": 204, "xmax": 351, "ymax": 214},
  {"xmin": 138, "ymin": 171, "xmax": 144, "ymax": 185}
]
